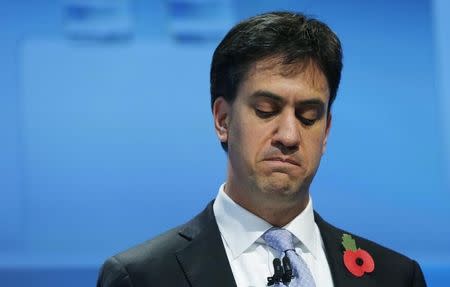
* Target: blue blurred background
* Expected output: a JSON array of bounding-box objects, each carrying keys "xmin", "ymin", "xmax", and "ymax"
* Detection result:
[{"xmin": 1, "ymin": 0, "xmax": 449, "ymax": 286}]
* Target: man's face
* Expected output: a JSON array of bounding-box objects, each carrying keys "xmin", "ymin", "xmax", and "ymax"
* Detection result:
[{"xmin": 215, "ymin": 58, "xmax": 331, "ymax": 203}]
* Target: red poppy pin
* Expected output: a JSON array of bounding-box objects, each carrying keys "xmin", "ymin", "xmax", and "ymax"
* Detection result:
[{"xmin": 341, "ymin": 234, "xmax": 375, "ymax": 277}]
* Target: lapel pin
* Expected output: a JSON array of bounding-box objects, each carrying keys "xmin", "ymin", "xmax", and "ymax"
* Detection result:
[{"xmin": 341, "ymin": 233, "xmax": 375, "ymax": 277}]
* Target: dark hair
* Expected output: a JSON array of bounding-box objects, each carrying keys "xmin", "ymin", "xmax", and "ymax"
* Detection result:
[
  {"xmin": 210, "ymin": 12, "xmax": 343, "ymax": 150},
  {"xmin": 210, "ymin": 12, "xmax": 342, "ymax": 108}
]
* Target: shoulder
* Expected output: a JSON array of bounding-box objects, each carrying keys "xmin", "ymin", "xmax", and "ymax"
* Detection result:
[
  {"xmin": 112, "ymin": 223, "xmax": 189, "ymax": 267},
  {"xmin": 97, "ymin": 224, "xmax": 189, "ymax": 287},
  {"xmin": 316, "ymin": 212, "xmax": 411, "ymax": 263},
  {"xmin": 315, "ymin": 212, "xmax": 427, "ymax": 286},
  {"xmin": 97, "ymin": 202, "xmax": 215, "ymax": 287}
]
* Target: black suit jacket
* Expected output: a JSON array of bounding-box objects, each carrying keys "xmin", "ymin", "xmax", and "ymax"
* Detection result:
[{"xmin": 97, "ymin": 202, "xmax": 427, "ymax": 287}]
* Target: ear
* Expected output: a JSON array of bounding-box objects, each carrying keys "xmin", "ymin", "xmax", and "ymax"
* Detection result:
[
  {"xmin": 322, "ymin": 113, "xmax": 332, "ymax": 155},
  {"xmin": 213, "ymin": 97, "xmax": 230, "ymax": 144}
]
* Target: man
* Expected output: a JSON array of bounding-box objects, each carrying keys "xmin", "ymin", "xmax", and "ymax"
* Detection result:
[{"xmin": 97, "ymin": 12, "xmax": 427, "ymax": 287}]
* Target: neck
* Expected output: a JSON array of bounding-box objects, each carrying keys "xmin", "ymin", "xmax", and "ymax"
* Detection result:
[{"xmin": 224, "ymin": 180, "xmax": 310, "ymax": 227}]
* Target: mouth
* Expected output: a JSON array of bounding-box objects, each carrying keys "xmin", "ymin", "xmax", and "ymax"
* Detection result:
[{"xmin": 264, "ymin": 157, "xmax": 300, "ymax": 167}]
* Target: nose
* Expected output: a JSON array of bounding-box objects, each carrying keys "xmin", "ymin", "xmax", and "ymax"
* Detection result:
[{"xmin": 272, "ymin": 110, "xmax": 301, "ymax": 153}]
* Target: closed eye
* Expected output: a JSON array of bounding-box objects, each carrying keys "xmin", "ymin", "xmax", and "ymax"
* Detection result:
[
  {"xmin": 255, "ymin": 109, "xmax": 277, "ymax": 119},
  {"xmin": 296, "ymin": 107, "xmax": 322, "ymax": 126},
  {"xmin": 299, "ymin": 117, "xmax": 316, "ymax": 126}
]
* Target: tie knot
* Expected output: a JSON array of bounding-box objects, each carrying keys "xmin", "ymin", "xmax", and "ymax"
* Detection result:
[{"xmin": 263, "ymin": 228, "xmax": 295, "ymax": 252}]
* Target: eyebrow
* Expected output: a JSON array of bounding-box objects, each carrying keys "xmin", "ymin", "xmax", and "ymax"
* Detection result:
[{"xmin": 249, "ymin": 90, "xmax": 326, "ymax": 109}]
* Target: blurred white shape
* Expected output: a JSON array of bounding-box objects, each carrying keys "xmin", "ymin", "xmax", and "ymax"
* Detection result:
[
  {"xmin": 64, "ymin": 0, "xmax": 133, "ymax": 41},
  {"xmin": 432, "ymin": 0, "xmax": 450, "ymax": 186},
  {"xmin": 166, "ymin": 0, "xmax": 234, "ymax": 42}
]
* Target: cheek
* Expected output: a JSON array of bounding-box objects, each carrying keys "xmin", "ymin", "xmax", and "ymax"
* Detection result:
[
  {"xmin": 230, "ymin": 118, "xmax": 269, "ymax": 161},
  {"xmin": 304, "ymin": 132, "xmax": 327, "ymax": 161},
  {"xmin": 239, "ymin": 126, "xmax": 265, "ymax": 159}
]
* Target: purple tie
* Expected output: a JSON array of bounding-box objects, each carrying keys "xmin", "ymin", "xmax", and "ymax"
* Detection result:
[{"xmin": 263, "ymin": 228, "xmax": 316, "ymax": 287}]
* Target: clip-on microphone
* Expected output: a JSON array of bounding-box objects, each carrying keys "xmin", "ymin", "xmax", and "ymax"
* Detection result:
[
  {"xmin": 267, "ymin": 258, "xmax": 284, "ymax": 286},
  {"xmin": 267, "ymin": 256, "xmax": 294, "ymax": 286}
]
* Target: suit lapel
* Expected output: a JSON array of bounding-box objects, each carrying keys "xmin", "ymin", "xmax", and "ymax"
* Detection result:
[
  {"xmin": 315, "ymin": 212, "xmax": 377, "ymax": 287},
  {"xmin": 175, "ymin": 202, "xmax": 237, "ymax": 287}
]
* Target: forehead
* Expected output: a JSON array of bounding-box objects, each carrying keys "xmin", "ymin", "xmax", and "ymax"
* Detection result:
[{"xmin": 238, "ymin": 57, "xmax": 330, "ymax": 103}]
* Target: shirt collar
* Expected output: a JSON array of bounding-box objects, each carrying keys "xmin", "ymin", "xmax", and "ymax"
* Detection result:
[
  {"xmin": 283, "ymin": 194, "xmax": 320, "ymax": 259},
  {"xmin": 213, "ymin": 183, "xmax": 272, "ymax": 260},
  {"xmin": 213, "ymin": 183, "xmax": 320, "ymax": 260}
]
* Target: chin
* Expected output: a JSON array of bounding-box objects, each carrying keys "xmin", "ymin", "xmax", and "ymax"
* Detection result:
[{"xmin": 259, "ymin": 175, "xmax": 297, "ymax": 195}]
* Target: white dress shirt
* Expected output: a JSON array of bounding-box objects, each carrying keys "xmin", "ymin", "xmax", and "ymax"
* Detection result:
[{"xmin": 213, "ymin": 183, "xmax": 334, "ymax": 287}]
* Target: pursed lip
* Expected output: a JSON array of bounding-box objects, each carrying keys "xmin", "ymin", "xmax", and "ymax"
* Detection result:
[{"xmin": 264, "ymin": 157, "xmax": 300, "ymax": 166}]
